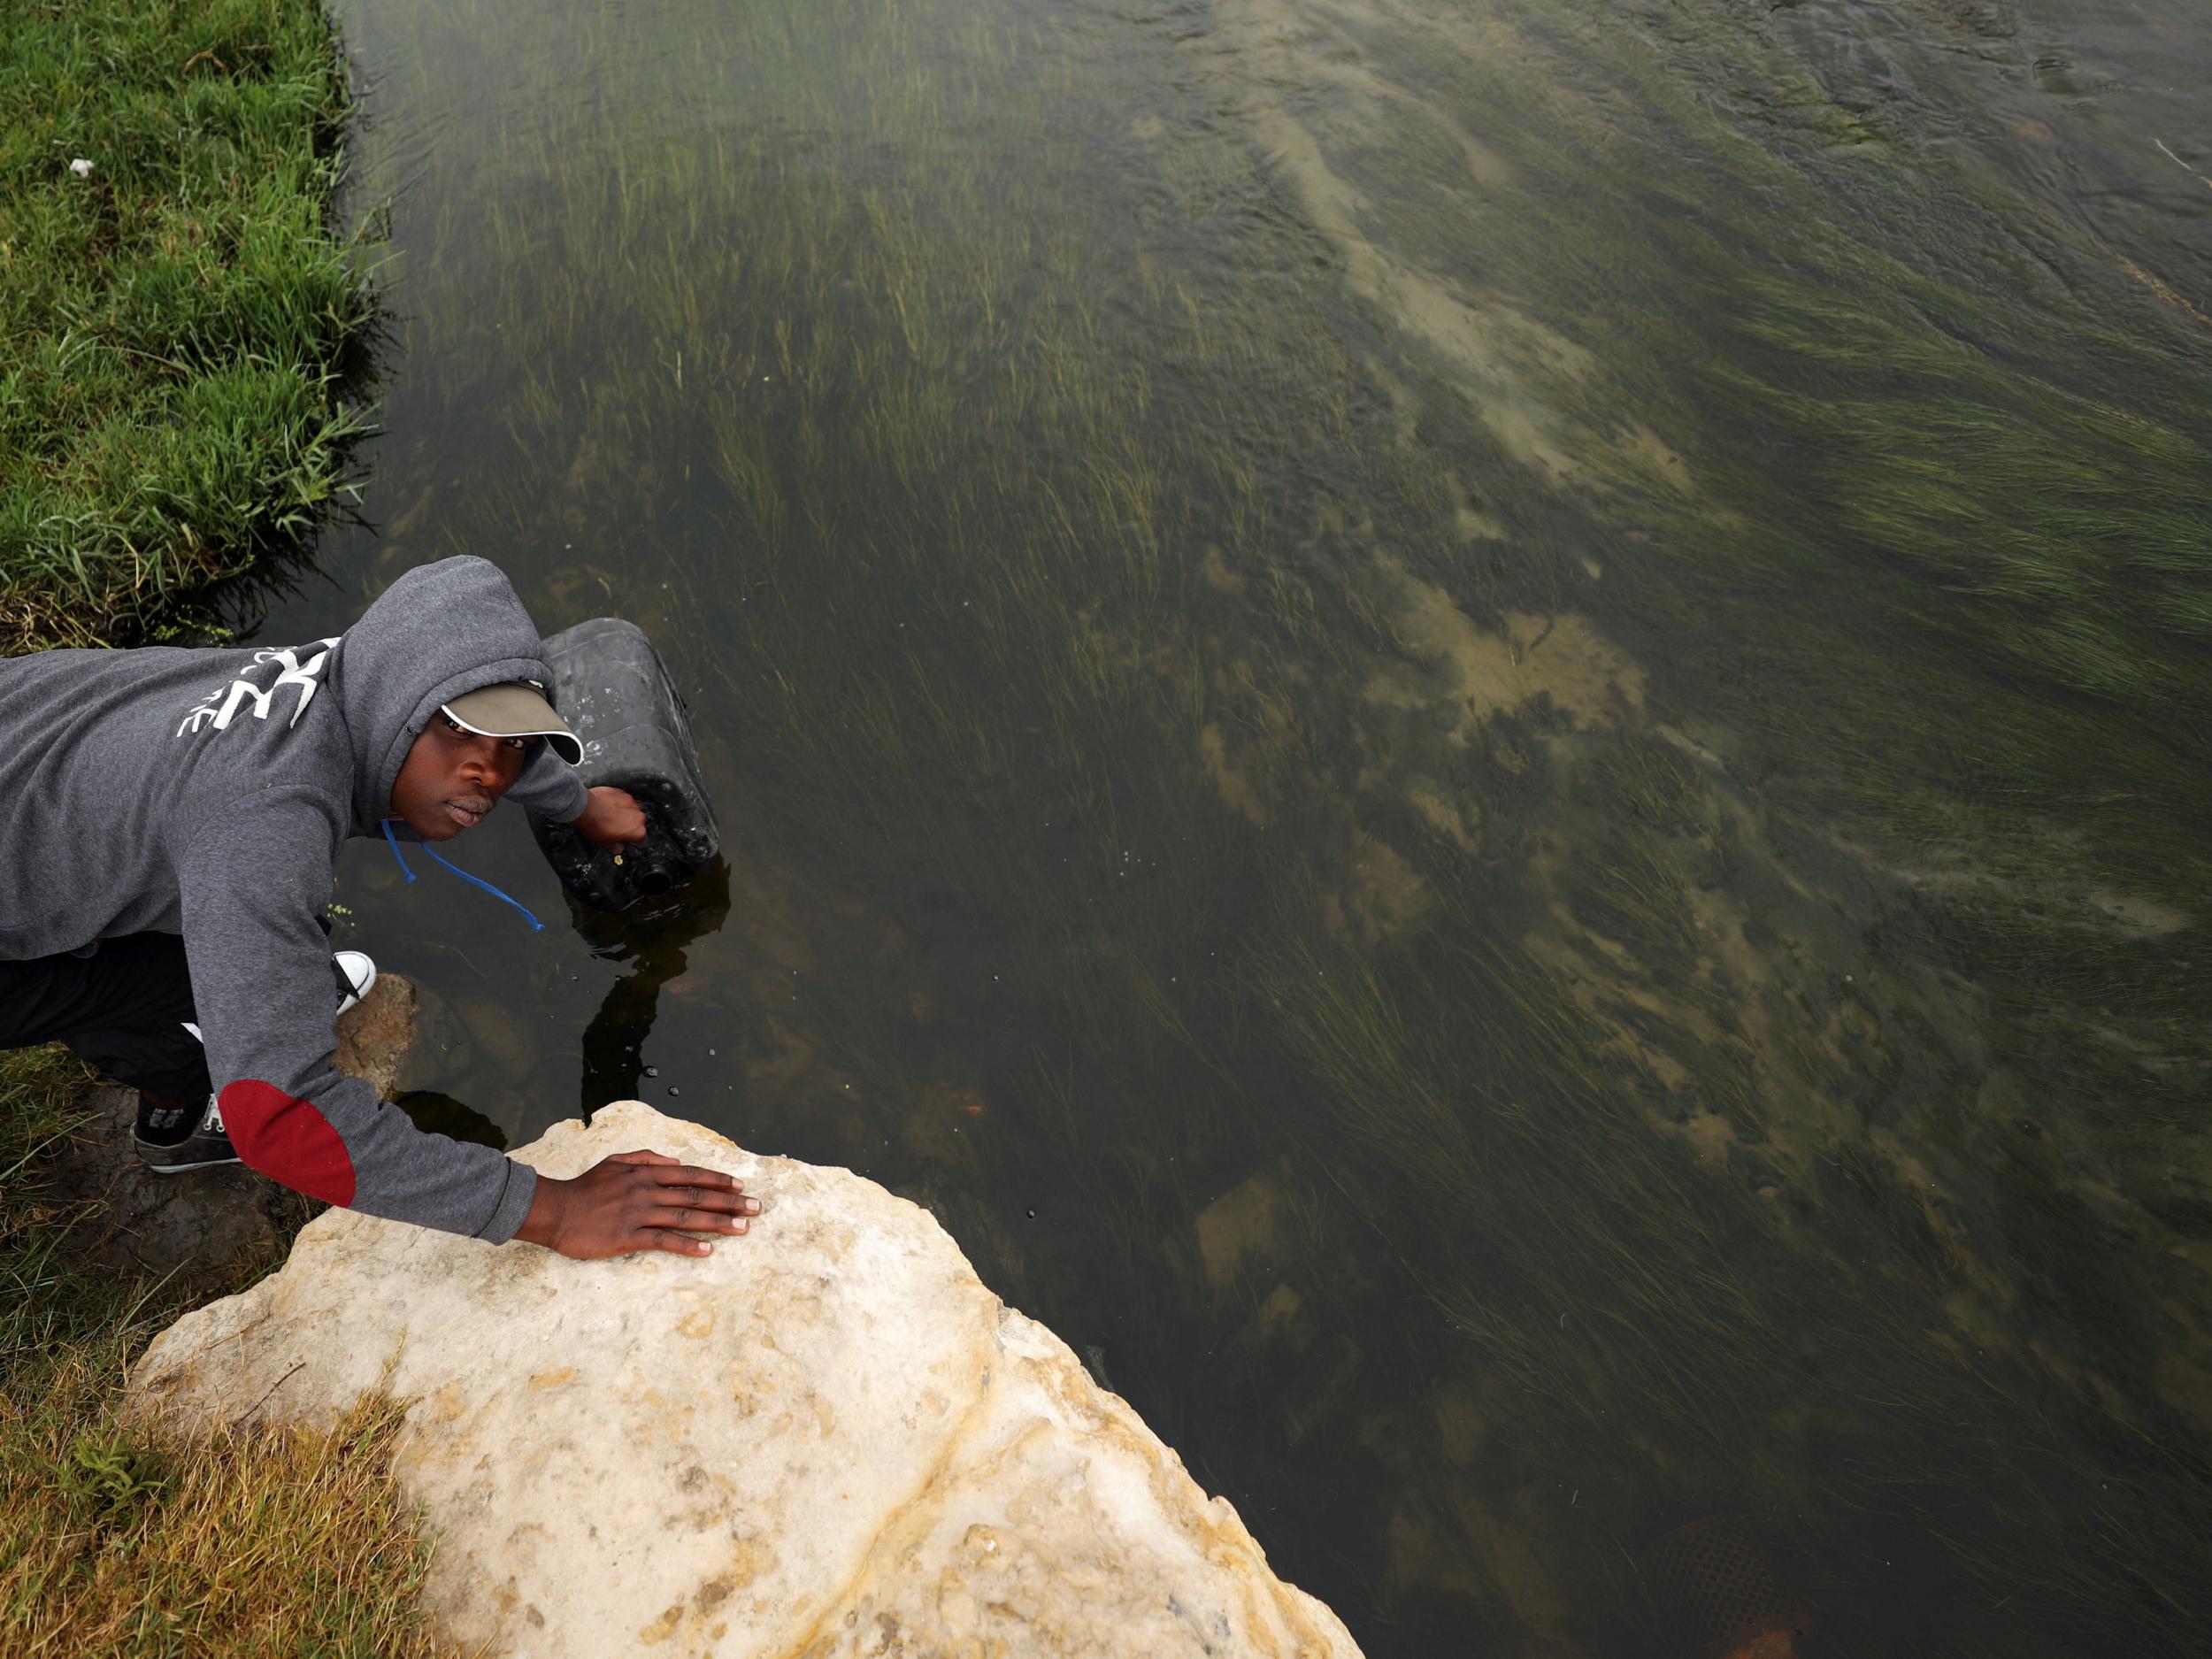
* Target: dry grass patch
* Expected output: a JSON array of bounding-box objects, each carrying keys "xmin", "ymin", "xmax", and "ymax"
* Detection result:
[{"xmin": 0, "ymin": 1048, "xmax": 458, "ymax": 1656}]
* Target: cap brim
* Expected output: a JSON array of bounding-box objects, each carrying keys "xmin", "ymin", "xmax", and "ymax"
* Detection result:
[{"xmin": 442, "ymin": 684, "xmax": 583, "ymax": 766}]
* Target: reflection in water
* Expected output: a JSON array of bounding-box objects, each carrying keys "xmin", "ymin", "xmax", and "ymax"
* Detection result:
[
  {"xmin": 572, "ymin": 858, "xmax": 733, "ymax": 1110},
  {"xmin": 257, "ymin": 0, "xmax": 2212, "ymax": 1652},
  {"xmin": 395, "ymin": 1087, "xmax": 507, "ymax": 1150}
]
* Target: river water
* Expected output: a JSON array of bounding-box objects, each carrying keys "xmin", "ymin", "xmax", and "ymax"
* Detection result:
[{"xmin": 244, "ymin": 1, "xmax": 2212, "ymax": 1652}]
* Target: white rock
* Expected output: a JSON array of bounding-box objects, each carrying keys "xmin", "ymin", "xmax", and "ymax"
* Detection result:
[
  {"xmin": 130, "ymin": 1102, "xmax": 1363, "ymax": 1658},
  {"xmin": 68, "ymin": 157, "xmax": 93, "ymax": 178}
]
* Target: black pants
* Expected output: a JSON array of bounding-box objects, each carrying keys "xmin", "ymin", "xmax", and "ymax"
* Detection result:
[{"xmin": 0, "ymin": 934, "xmax": 209, "ymax": 1100}]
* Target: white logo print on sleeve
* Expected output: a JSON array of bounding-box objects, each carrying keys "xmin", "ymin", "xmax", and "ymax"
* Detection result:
[{"xmin": 177, "ymin": 638, "xmax": 342, "ymax": 738}]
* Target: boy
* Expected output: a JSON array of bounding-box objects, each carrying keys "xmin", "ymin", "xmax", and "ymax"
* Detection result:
[{"xmin": 0, "ymin": 556, "xmax": 757, "ymax": 1259}]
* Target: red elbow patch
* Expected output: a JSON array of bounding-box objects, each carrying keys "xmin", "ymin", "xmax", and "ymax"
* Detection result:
[{"xmin": 219, "ymin": 1079, "xmax": 357, "ymax": 1206}]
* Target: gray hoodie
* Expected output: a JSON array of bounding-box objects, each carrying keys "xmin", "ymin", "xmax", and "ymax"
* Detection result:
[{"xmin": 0, "ymin": 557, "xmax": 589, "ymax": 1240}]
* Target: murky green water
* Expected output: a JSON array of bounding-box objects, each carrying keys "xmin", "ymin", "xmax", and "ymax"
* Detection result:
[{"xmin": 246, "ymin": 0, "xmax": 2212, "ymax": 1651}]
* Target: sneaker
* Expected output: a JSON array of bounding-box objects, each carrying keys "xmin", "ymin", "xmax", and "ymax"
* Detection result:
[
  {"xmin": 334, "ymin": 949, "xmax": 377, "ymax": 1017},
  {"xmin": 135, "ymin": 1093, "xmax": 237, "ymax": 1175},
  {"xmin": 134, "ymin": 950, "xmax": 378, "ymax": 1175}
]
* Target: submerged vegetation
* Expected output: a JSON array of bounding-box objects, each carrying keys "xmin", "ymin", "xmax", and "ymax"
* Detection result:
[
  {"xmin": 0, "ymin": 0, "xmax": 374, "ymax": 651},
  {"xmin": 296, "ymin": 0, "xmax": 2212, "ymax": 1654}
]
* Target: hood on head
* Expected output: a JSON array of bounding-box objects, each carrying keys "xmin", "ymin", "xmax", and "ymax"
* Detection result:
[{"xmin": 332, "ymin": 556, "xmax": 558, "ymax": 831}]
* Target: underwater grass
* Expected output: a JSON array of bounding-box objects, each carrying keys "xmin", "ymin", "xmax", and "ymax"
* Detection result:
[
  {"xmin": 319, "ymin": 0, "xmax": 2212, "ymax": 1651},
  {"xmin": 0, "ymin": 0, "xmax": 376, "ymax": 651}
]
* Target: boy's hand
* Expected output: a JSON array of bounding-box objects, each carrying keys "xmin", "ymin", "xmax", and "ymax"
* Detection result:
[
  {"xmin": 514, "ymin": 1149, "xmax": 760, "ymax": 1258},
  {"xmin": 573, "ymin": 786, "xmax": 649, "ymax": 845}
]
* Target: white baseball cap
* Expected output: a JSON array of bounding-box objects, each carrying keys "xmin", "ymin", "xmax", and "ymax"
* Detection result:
[{"xmin": 440, "ymin": 680, "xmax": 583, "ymax": 765}]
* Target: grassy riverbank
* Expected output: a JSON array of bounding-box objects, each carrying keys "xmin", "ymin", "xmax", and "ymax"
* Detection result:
[
  {"xmin": 0, "ymin": 4, "xmax": 442, "ymax": 1651},
  {"xmin": 0, "ymin": 0, "xmax": 374, "ymax": 653}
]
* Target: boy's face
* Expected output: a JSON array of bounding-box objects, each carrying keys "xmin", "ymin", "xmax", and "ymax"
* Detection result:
[{"xmin": 389, "ymin": 714, "xmax": 532, "ymax": 840}]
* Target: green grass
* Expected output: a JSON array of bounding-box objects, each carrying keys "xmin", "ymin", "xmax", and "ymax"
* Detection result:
[{"xmin": 0, "ymin": 0, "xmax": 375, "ymax": 651}]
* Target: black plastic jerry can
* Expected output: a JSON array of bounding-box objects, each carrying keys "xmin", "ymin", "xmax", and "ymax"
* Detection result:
[{"xmin": 529, "ymin": 618, "xmax": 719, "ymax": 912}]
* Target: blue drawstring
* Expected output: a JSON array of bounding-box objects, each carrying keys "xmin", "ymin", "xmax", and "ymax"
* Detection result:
[
  {"xmin": 380, "ymin": 817, "xmax": 417, "ymax": 883},
  {"xmin": 382, "ymin": 817, "xmax": 545, "ymax": 933}
]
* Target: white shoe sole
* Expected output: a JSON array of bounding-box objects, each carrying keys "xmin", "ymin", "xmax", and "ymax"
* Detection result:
[{"xmin": 138, "ymin": 1149, "xmax": 242, "ymax": 1174}]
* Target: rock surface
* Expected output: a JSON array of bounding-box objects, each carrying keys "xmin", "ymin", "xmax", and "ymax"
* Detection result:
[
  {"xmin": 331, "ymin": 969, "xmax": 419, "ymax": 1102},
  {"xmin": 128, "ymin": 1102, "xmax": 1363, "ymax": 1659}
]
